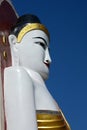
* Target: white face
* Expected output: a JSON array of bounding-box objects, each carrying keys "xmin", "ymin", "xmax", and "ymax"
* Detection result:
[{"xmin": 15, "ymin": 30, "xmax": 51, "ymax": 80}]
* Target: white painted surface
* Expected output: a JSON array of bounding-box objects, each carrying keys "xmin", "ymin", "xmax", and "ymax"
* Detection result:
[
  {"xmin": 4, "ymin": 29, "xmax": 59, "ymax": 130},
  {"xmin": 4, "ymin": 67, "xmax": 38, "ymax": 130}
]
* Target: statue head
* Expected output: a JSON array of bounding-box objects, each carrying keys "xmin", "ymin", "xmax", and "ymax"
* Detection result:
[{"xmin": 9, "ymin": 14, "xmax": 51, "ymax": 80}]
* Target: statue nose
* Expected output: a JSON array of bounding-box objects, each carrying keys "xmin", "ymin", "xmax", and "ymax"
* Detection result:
[
  {"xmin": 44, "ymin": 48, "xmax": 52, "ymax": 64},
  {"xmin": 45, "ymin": 60, "xmax": 51, "ymax": 64}
]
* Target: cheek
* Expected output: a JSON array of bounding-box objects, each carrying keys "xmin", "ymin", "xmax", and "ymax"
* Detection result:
[
  {"xmin": 18, "ymin": 43, "xmax": 45, "ymax": 64},
  {"xmin": 32, "ymin": 46, "xmax": 45, "ymax": 61}
]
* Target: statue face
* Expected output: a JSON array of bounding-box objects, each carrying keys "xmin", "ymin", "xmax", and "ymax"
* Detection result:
[{"xmin": 16, "ymin": 30, "xmax": 51, "ymax": 80}]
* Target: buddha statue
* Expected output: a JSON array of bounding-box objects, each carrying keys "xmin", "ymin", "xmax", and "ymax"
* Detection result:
[{"xmin": 4, "ymin": 14, "xmax": 71, "ymax": 130}]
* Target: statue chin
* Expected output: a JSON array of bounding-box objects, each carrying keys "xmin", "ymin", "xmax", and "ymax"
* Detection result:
[
  {"xmin": 39, "ymin": 71, "xmax": 49, "ymax": 80},
  {"xmin": 29, "ymin": 67, "xmax": 49, "ymax": 80},
  {"xmin": 32, "ymin": 65, "xmax": 50, "ymax": 80},
  {"xmin": 19, "ymin": 60, "xmax": 50, "ymax": 80}
]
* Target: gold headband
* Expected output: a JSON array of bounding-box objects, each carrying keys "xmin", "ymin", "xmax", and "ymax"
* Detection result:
[{"xmin": 17, "ymin": 23, "xmax": 50, "ymax": 43}]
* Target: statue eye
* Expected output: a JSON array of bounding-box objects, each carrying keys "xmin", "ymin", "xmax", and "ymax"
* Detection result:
[{"xmin": 35, "ymin": 42, "xmax": 46, "ymax": 50}]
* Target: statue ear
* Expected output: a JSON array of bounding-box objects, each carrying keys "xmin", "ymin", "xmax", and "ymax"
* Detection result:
[
  {"xmin": 8, "ymin": 34, "xmax": 19, "ymax": 66},
  {"xmin": 8, "ymin": 34, "xmax": 17, "ymax": 46},
  {"xmin": 8, "ymin": 34, "xmax": 18, "ymax": 55}
]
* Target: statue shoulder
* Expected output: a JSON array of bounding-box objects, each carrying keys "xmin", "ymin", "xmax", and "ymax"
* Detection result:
[{"xmin": 4, "ymin": 66, "xmax": 33, "ymax": 85}]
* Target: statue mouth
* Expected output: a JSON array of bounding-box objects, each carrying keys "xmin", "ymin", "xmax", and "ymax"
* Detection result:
[{"xmin": 44, "ymin": 62, "xmax": 50, "ymax": 68}]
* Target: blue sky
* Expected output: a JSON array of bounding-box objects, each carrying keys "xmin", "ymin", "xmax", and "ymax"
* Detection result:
[{"xmin": 12, "ymin": 0, "xmax": 87, "ymax": 130}]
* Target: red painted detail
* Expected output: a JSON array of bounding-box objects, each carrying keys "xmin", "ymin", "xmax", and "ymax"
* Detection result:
[
  {"xmin": 0, "ymin": 0, "xmax": 17, "ymax": 30},
  {"xmin": 0, "ymin": 1, "xmax": 18, "ymax": 130}
]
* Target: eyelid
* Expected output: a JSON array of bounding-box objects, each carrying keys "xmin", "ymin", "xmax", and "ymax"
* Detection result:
[
  {"xmin": 35, "ymin": 41, "xmax": 45, "ymax": 44},
  {"xmin": 35, "ymin": 41, "xmax": 46, "ymax": 50},
  {"xmin": 33, "ymin": 37, "xmax": 48, "ymax": 46}
]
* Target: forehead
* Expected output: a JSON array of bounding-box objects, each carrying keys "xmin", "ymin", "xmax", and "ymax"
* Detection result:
[{"xmin": 20, "ymin": 30, "xmax": 49, "ymax": 45}]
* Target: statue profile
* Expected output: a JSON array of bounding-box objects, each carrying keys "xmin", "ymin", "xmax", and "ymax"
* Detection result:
[
  {"xmin": 4, "ymin": 14, "xmax": 71, "ymax": 130},
  {"xmin": 0, "ymin": 1, "xmax": 71, "ymax": 130}
]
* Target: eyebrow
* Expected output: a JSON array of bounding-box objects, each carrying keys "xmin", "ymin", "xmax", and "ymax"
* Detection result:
[{"xmin": 33, "ymin": 37, "xmax": 47, "ymax": 46}]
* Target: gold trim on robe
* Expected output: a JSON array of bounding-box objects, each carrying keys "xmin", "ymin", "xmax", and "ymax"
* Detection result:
[{"xmin": 36, "ymin": 110, "xmax": 71, "ymax": 130}]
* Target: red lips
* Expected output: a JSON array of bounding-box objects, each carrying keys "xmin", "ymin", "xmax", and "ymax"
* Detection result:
[{"xmin": 44, "ymin": 62, "xmax": 50, "ymax": 68}]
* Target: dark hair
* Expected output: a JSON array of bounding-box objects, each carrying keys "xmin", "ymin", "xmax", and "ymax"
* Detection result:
[{"xmin": 10, "ymin": 14, "xmax": 41, "ymax": 37}]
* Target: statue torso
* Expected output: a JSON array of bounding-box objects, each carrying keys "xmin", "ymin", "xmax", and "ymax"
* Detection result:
[{"xmin": 24, "ymin": 67, "xmax": 59, "ymax": 111}]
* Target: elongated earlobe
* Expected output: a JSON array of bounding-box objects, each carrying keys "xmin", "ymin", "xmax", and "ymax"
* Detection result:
[{"xmin": 8, "ymin": 34, "xmax": 19, "ymax": 66}]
